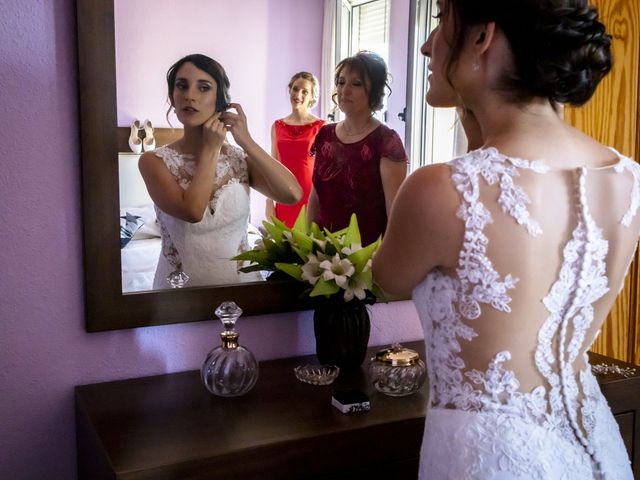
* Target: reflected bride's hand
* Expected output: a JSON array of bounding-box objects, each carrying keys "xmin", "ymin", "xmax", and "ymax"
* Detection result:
[
  {"xmin": 202, "ymin": 112, "xmax": 226, "ymax": 152},
  {"xmin": 221, "ymin": 103, "xmax": 251, "ymax": 146}
]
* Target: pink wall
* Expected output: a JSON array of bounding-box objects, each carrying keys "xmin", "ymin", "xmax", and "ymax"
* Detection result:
[
  {"xmin": 0, "ymin": 1, "xmax": 422, "ymax": 478},
  {"xmin": 114, "ymin": 0, "xmax": 412, "ymax": 226},
  {"xmin": 115, "ymin": 0, "xmax": 328, "ymax": 226},
  {"xmin": 115, "ymin": 0, "xmax": 325, "ymax": 150},
  {"xmin": 114, "ymin": 0, "xmax": 410, "ymax": 149}
]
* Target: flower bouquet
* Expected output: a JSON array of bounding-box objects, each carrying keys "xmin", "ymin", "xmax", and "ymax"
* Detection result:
[{"xmin": 234, "ymin": 207, "xmax": 385, "ymax": 368}]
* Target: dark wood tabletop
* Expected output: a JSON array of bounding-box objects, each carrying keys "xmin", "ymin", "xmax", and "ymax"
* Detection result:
[{"xmin": 75, "ymin": 341, "xmax": 640, "ymax": 480}]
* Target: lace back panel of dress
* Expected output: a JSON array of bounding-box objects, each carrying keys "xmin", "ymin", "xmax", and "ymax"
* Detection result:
[{"xmin": 415, "ymin": 148, "xmax": 640, "ymax": 478}]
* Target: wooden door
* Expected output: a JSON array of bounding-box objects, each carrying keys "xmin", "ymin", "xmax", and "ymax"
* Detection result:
[{"xmin": 565, "ymin": 0, "xmax": 640, "ymax": 364}]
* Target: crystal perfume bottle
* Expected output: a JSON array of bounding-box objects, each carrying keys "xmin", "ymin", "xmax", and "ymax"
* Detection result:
[{"xmin": 201, "ymin": 301, "xmax": 259, "ymax": 397}]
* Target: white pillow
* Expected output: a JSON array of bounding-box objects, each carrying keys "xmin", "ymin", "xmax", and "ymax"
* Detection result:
[
  {"xmin": 120, "ymin": 212, "xmax": 145, "ymax": 248},
  {"xmin": 120, "ymin": 204, "xmax": 161, "ymax": 240}
]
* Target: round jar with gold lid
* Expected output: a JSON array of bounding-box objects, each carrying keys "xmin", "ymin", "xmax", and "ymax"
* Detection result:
[{"xmin": 369, "ymin": 343, "xmax": 426, "ymax": 397}]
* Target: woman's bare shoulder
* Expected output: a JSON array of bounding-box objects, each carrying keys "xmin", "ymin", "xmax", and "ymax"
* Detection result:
[
  {"xmin": 138, "ymin": 149, "xmax": 162, "ymax": 169},
  {"xmin": 401, "ymin": 163, "xmax": 456, "ymax": 202},
  {"xmin": 395, "ymin": 163, "xmax": 462, "ymax": 243}
]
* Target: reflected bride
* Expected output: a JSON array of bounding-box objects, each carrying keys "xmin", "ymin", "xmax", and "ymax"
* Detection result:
[{"xmin": 137, "ymin": 54, "xmax": 301, "ymax": 290}]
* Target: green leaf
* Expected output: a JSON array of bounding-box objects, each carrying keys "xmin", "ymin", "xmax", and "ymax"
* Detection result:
[
  {"xmin": 344, "ymin": 213, "xmax": 362, "ymax": 246},
  {"xmin": 271, "ymin": 215, "xmax": 291, "ymax": 232},
  {"xmin": 264, "ymin": 237, "xmax": 290, "ymax": 258},
  {"xmin": 371, "ymin": 283, "xmax": 387, "ymax": 303},
  {"xmin": 309, "ymin": 277, "xmax": 340, "ymax": 297},
  {"xmin": 310, "ymin": 222, "xmax": 323, "ymax": 239},
  {"xmin": 290, "ymin": 229, "xmax": 314, "ymax": 255},
  {"xmin": 292, "ymin": 206, "xmax": 308, "ymax": 233},
  {"xmin": 238, "ymin": 264, "xmax": 272, "ymax": 273},
  {"xmin": 347, "ymin": 239, "xmax": 379, "ymax": 273},
  {"xmin": 232, "ymin": 251, "xmax": 256, "ymax": 262},
  {"xmin": 292, "ymin": 245, "xmax": 310, "ymax": 262},
  {"xmin": 356, "ymin": 268, "xmax": 373, "ymax": 290},
  {"xmin": 274, "ymin": 262, "xmax": 303, "ymax": 281},
  {"xmin": 262, "ymin": 219, "xmax": 286, "ymax": 242},
  {"xmin": 323, "ymin": 228, "xmax": 345, "ymax": 252}
]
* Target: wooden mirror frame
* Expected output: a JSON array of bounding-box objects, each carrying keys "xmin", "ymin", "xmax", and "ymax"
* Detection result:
[{"xmin": 77, "ymin": 0, "xmax": 311, "ymax": 332}]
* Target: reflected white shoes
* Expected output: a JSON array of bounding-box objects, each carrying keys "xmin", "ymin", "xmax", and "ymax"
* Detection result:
[
  {"xmin": 128, "ymin": 119, "xmax": 142, "ymax": 154},
  {"xmin": 127, "ymin": 118, "xmax": 156, "ymax": 153},
  {"xmin": 142, "ymin": 119, "xmax": 155, "ymax": 151}
]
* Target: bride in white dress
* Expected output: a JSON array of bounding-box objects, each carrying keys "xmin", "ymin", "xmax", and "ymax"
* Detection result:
[
  {"xmin": 373, "ymin": 1, "xmax": 636, "ymax": 479},
  {"xmin": 139, "ymin": 54, "xmax": 302, "ymax": 289}
]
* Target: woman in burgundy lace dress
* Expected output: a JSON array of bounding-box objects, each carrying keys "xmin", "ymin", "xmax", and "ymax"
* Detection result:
[{"xmin": 308, "ymin": 51, "xmax": 407, "ymax": 245}]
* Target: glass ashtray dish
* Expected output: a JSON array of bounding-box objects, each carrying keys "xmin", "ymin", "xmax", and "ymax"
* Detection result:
[{"xmin": 294, "ymin": 364, "xmax": 340, "ymax": 385}]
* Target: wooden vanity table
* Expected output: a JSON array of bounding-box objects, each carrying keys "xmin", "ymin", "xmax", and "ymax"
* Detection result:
[{"xmin": 76, "ymin": 342, "xmax": 640, "ymax": 479}]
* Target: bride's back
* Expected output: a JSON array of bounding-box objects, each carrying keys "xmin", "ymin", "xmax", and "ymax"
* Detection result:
[
  {"xmin": 443, "ymin": 148, "xmax": 640, "ymax": 394},
  {"xmin": 373, "ymin": 0, "xmax": 637, "ymax": 476}
]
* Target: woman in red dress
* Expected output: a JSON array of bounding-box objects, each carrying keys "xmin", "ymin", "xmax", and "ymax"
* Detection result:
[
  {"xmin": 309, "ymin": 51, "xmax": 408, "ymax": 246},
  {"xmin": 266, "ymin": 72, "xmax": 325, "ymax": 227}
]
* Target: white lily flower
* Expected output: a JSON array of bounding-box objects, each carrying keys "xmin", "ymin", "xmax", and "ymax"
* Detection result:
[
  {"xmin": 312, "ymin": 237, "xmax": 327, "ymax": 251},
  {"xmin": 319, "ymin": 254, "xmax": 355, "ymax": 288},
  {"xmin": 301, "ymin": 253, "xmax": 324, "ymax": 285},
  {"xmin": 344, "ymin": 275, "xmax": 367, "ymax": 301},
  {"xmin": 309, "ymin": 232, "xmax": 328, "ymax": 251},
  {"xmin": 341, "ymin": 243, "xmax": 362, "ymax": 255}
]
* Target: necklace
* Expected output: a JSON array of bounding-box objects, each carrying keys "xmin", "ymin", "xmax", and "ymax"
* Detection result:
[{"xmin": 341, "ymin": 117, "xmax": 374, "ymax": 137}]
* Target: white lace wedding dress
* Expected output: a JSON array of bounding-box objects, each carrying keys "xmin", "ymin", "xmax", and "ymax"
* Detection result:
[
  {"xmin": 151, "ymin": 144, "xmax": 261, "ymax": 289},
  {"xmin": 414, "ymin": 147, "xmax": 639, "ymax": 479}
]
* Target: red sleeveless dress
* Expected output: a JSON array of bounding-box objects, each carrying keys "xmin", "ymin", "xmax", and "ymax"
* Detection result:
[{"xmin": 273, "ymin": 119, "xmax": 325, "ymax": 227}]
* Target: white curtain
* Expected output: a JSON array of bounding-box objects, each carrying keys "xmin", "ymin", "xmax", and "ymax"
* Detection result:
[{"xmin": 321, "ymin": 0, "xmax": 337, "ymax": 121}]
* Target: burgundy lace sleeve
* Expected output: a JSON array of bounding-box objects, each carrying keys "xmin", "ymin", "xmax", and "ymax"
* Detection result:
[
  {"xmin": 310, "ymin": 124, "xmax": 328, "ymax": 157},
  {"xmin": 380, "ymin": 127, "xmax": 408, "ymax": 163}
]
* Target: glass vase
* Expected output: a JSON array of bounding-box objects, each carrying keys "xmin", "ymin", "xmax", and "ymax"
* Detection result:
[
  {"xmin": 313, "ymin": 297, "xmax": 371, "ymax": 369},
  {"xmin": 201, "ymin": 301, "xmax": 259, "ymax": 397}
]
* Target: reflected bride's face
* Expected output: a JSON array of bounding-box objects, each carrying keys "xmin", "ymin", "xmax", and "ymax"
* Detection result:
[{"xmin": 172, "ymin": 62, "xmax": 219, "ymax": 127}]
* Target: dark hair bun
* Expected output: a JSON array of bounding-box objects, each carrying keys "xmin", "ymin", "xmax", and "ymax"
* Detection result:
[{"xmin": 521, "ymin": 4, "xmax": 612, "ymax": 106}]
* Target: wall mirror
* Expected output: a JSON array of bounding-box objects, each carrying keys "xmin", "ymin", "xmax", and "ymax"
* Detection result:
[{"xmin": 77, "ymin": 0, "xmax": 424, "ymax": 331}]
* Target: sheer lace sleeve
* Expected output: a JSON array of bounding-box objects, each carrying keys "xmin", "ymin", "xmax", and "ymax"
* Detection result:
[
  {"xmin": 310, "ymin": 124, "xmax": 330, "ymax": 158},
  {"xmin": 612, "ymin": 153, "xmax": 640, "ymax": 227},
  {"xmin": 380, "ymin": 127, "xmax": 408, "ymax": 163}
]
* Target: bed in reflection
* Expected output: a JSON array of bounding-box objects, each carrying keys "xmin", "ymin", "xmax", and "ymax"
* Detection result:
[
  {"xmin": 120, "ymin": 212, "xmax": 161, "ymax": 292},
  {"xmin": 122, "ymin": 238, "xmax": 162, "ymax": 292},
  {"xmin": 119, "ymin": 154, "xmax": 162, "ymax": 292},
  {"xmin": 118, "ymin": 153, "xmax": 264, "ymax": 293}
]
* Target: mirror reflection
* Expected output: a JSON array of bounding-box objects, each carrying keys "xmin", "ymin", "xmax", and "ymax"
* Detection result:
[
  {"xmin": 139, "ymin": 54, "xmax": 302, "ymax": 290},
  {"xmin": 307, "ymin": 51, "xmax": 408, "ymax": 246},
  {"xmin": 265, "ymin": 72, "xmax": 325, "ymax": 227},
  {"xmin": 115, "ymin": 0, "xmax": 410, "ymax": 292}
]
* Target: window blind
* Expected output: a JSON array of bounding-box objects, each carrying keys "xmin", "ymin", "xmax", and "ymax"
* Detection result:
[{"xmin": 353, "ymin": 0, "xmax": 389, "ymax": 52}]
